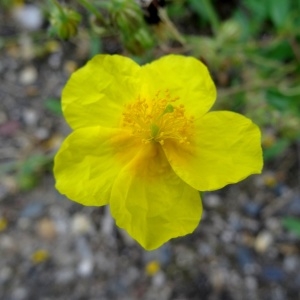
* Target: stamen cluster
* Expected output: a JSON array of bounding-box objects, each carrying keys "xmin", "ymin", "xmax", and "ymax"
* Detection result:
[{"xmin": 122, "ymin": 90, "xmax": 194, "ymax": 145}]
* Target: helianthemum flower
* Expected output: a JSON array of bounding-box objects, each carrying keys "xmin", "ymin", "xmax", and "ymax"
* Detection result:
[{"xmin": 54, "ymin": 55, "xmax": 263, "ymax": 250}]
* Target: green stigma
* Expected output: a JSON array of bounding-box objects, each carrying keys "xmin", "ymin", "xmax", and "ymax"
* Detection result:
[
  {"xmin": 150, "ymin": 123, "xmax": 160, "ymax": 138},
  {"xmin": 163, "ymin": 104, "xmax": 174, "ymax": 114}
]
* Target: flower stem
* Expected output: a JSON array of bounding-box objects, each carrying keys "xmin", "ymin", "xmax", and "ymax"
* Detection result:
[{"xmin": 76, "ymin": 0, "xmax": 107, "ymax": 26}]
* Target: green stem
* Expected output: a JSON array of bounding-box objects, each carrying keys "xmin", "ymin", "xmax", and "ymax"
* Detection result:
[
  {"xmin": 201, "ymin": 0, "xmax": 220, "ymax": 36},
  {"xmin": 50, "ymin": 0, "xmax": 64, "ymax": 14},
  {"xmin": 76, "ymin": 0, "xmax": 107, "ymax": 25},
  {"xmin": 158, "ymin": 8, "xmax": 186, "ymax": 45}
]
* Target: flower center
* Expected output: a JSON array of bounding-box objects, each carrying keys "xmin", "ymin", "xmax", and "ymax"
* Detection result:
[{"xmin": 122, "ymin": 90, "xmax": 194, "ymax": 145}]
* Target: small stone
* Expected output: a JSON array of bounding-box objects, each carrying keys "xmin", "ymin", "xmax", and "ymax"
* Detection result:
[
  {"xmin": 245, "ymin": 276, "xmax": 258, "ymax": 291},
  {"xmin": 261, "ymin": 266, "xmax": 285, "ymax": 282},
  {"xmin": 152, "ymin": 271, "xmax": 166, "ymax": 288},
  {"xmin": 0, "ymin": 235, "xmax": 16, "ymax": 252},
  {"xmin": 23, "ymin": 108, "xmax": 38, "ymax": 126},
  {"xmin": 13, "ymin": 5, "xmax": 43, "ymax": 31},
  {"xmin": 56, "ymin": 268, "xmax": 75, "ymax": 285},
  {"xmin": 243, "ymin": 202, "xmax": 262, "ymax": 218},
  {"xmin": 0, "ymin": 266, "xmax": 13, "ymax": 283},
  {"xmin": 255, "ymin": 231, "xmax": 273, "ymax": 253},
  {"xmin": 237, "ymin": 246, "xmax": 257, "ymax": 274},
  {"xmin": 19, "ymin": 66, "xmax": 38, "ymax": 85},
  {"xmin": 77, "ymin": 258, "xmax": 93, "ymax": 277},
  {"xmin": 20, "ymin": 202, "xmax": 44, "ymax": 218},
  {"xmin": 203, "ymin": 193, "xmax": 221, "ymax": 208},
  {"xmin": 210, "ymin": 268, "xmax": 226, "ymax": 291},
  {"xmin": 71, "ymin": 213, "xmax": 93, "ymax": 236},
  {"xmin": 34, "ymin": 127, "xmax": 49, "ymax": 140},
  {"xmin": 11, "ymin": 287, "xmax": 28, "ymax": 300},
  {"xmin": 283, "ymin": 255, "xmax": 299, "ymax": 273},
  {"xmin": 64, "ymin": 60, "xmax": 78, "ymax": 74},
  {"xmin": 221, "ymin": 230, "xmax": 234, "ymax": 243},
  {"xmin": 36, "ymin": 217, "xmax": 57, "ymax": 240}
]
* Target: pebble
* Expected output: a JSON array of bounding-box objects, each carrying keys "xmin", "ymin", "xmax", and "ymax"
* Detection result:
[
  {"xmin": 101, "ymin": 206, "xmax": 114, "ymax": 236},
  {"xmin": 19, "ymin": 65, "xmax": 38, "ymax": 85},
  {"xmin": 55, "ymin": 268, "xmax": 75, "ymax": 285},
  {"xmin": 36, "ymin": 217, "xmax": 57, "ymax": 240},
  {"xmin": 210, "ymin": 268, "xmax": 226, "ymax": 291},
  {"xmin": 283, "ymin": 255, "xmax": 299, "ymax": 273},
  {"xmin": 243, "ymin": 202, "xmax": 262, "ymax": 218},
  {"xmin": 23, "ymin": 108, "xmax": 38, "ymax": 126},
  {"xmin": 12, "ymin": 4, "xmax": 43, "ymax": 31},
  {"xmin": 77, "ymin": 258, "xmax": 93, "ymax": 277},
  {"xmin": 11, "ymin": 287, "xmax": 28, "ymax": 300},
  {"xmin": 237, "ymin": 246, "xmax": 257, "ymax": 274},
  {"xmin": 284, "ymin": 195, "xmax": 300, "ymax": 216},
  {"xmin": 71, "ymin": 213, "xmax": 93, "ymax": 236},
  {"xmin": 254, "ymin": 231, "xmax": 273, "ymax": 253},
  {"xmin": 174, "ymin": 245, "xmax": 197, "ymax": 268},
  {"xmin": 203, "ymin": 193, "xmax": 221, "ymax": 208},
  {"xmin": 152, "ymin": 271, "xmax": 166, "ymax": 288},
  {"xmin": 261, "ymin": 266, "xmax": 285, "ymax": 282},
  {"xmin": 245, "ymin": 276, "xmax": 258, "ymax": 291},
  {"xmin": 0, "ymin": 266, "xmax": 13, "ymax": 283},
  {"xmin": 34, "ymin": 127, "xmax": 49, "ymax": 140},
  {"xmin": 20, "ymin": 202, "xmax": 45, "ymax": 218}
]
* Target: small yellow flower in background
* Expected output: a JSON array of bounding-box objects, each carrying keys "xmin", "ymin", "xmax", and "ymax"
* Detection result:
[
  {"xmin": 145, "ymin": 260, "xmax": 160, "ymax": 276},
  {"xmin": 31, "ymin": 249, "xmax": 49, "ymax": 264},
  {"xmin": 54, "ymin": 55, "xmax": 263, "ymax": 250},
  {"xmin": 0, "ymin": 217, "xmax": 8, "ymax": 232}
]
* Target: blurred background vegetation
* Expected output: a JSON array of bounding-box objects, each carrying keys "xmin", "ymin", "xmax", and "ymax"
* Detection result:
[
  {"xmin": 1, "ymin": 2, "xmax": 300, "ymax": 299},
  {"xmin": 0, "ymin": 0, "xmax": 300, "ymax": 226},
  {"xmin": 5, "ymin": 0, "xmax": 300, "ymax": 151}
]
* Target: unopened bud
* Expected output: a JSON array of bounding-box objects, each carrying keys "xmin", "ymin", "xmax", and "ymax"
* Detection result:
[{"xmin": 49, "ymin": 6, "xmax": 81, "ymax": 40}]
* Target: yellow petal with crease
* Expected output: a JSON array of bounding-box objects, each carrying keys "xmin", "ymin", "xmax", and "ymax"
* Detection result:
[
  {"xmin": 54, "ymin": 126, "xmax": 138, "ymax": 206},
  {"xmin": 110, "ymin": 144, "xmax": 202, "ymax": 250},
  {"xmin": 163, "ymin": 111, "xmax": 263, "ymax": 191},
  {"xmin": 141, "ymin": 55, "xmax": 216, "ymax": 116},
  {"xmin": 62, "ymin": 55, "xmax": 141, "ymax": 130}
]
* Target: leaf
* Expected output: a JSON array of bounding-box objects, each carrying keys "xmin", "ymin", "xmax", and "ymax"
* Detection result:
[
  {"xmin": 45, "ymin": 98, "xmax": 62, "ymax": 115},
  {"xmin": 282, "ymin": 217, "xmax": 300, "ymax": 236},
  {"xmin": 188, "ymin": 0, "xmax": 220, "ymax": 34},
  {"xmin": 268, "ymin": 0, "xmax": 291, "ymax": 29},
  {"xmin": 17, "ymin": 154, "xmax": 53, "ymax": 191},
  {"xmin": 263, "ymin": 139, "xmax": 289, "ymax": 161},
  {"xmin": 266, "ymin": 89, "xmax": 291, "ymax": 112}
]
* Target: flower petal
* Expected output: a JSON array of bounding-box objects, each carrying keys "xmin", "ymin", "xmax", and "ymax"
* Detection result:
[
  {"xmin": 163, "ymin": 111, "xmax": 263, "ymax": 191},
  {"xmin": 62, "ymin": 55, "xmax": 141, "ymax": 130},
  {"xmin": 54, "ymin": 126, "xmax": 138, "ymax": 206},
  {"xmin": 141, "ymin": 55, "xmax": 216, "ymax": 116},
  {"xmin": 110, "ymin": 144, "xmax": 202, "ymax": 250}
]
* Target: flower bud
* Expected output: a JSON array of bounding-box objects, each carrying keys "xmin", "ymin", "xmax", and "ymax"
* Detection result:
[
  {"xmin": 217, "ymin": 20, "xmax": 241, "ymax": 44},
  {"xmin": 110, "ymin": 0, "xmax": 144, "ymax": 33},
  {"xmin": 49, "ymin": 5, "xmax": 81, "ymax": 40}
]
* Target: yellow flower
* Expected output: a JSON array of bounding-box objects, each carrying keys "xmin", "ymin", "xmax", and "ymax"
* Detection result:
[{"xmin": 54, "ymin": 55, "xmax": 263, "ymax": 250}]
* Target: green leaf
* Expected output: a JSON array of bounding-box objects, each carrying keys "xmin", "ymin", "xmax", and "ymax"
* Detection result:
[
  {"xmin": 188, "ymin": 0, "xmax": 220, "ymax": 34},
  {"xmin": 89, "ymin": 32, "xmax": 102, "ymax": 58},
  {"xmin": 263, "ymin": 139, "xmax": 289, "ymax": 161},
  {"xmin": 282, "ymin": 217, "xmax": 300, "ymax": 236},
  {"xmin": 243, "ymin": 0, "xmax": 268, "ymax": 20},
  {"xmin": 17, "ymin": 154, "xmax": 53, "ymax": 191},
  {"xmin": 266, "ymin": 89, "xmax": 291, "ymax": 111},
  {"xmin": 268, "ymin": 0, "xmax": 291, "ymax": 28},
  {"xmin": 45, "ymin": 98, "xmax": 62, "ymax": 115},
  {"xmin": 260, "ymin": 40, "xmax": 293, "ymax": 61}
]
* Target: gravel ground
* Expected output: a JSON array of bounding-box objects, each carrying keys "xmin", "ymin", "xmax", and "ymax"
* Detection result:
[{"xmin": 1, "ymin": 4, "xmax": 300, "ymax": 300}]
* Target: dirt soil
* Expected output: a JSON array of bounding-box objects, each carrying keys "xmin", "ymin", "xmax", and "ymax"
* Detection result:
[{"xmin": 1, "ymin": 3, "xmax": 300, "ymax": 300}]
